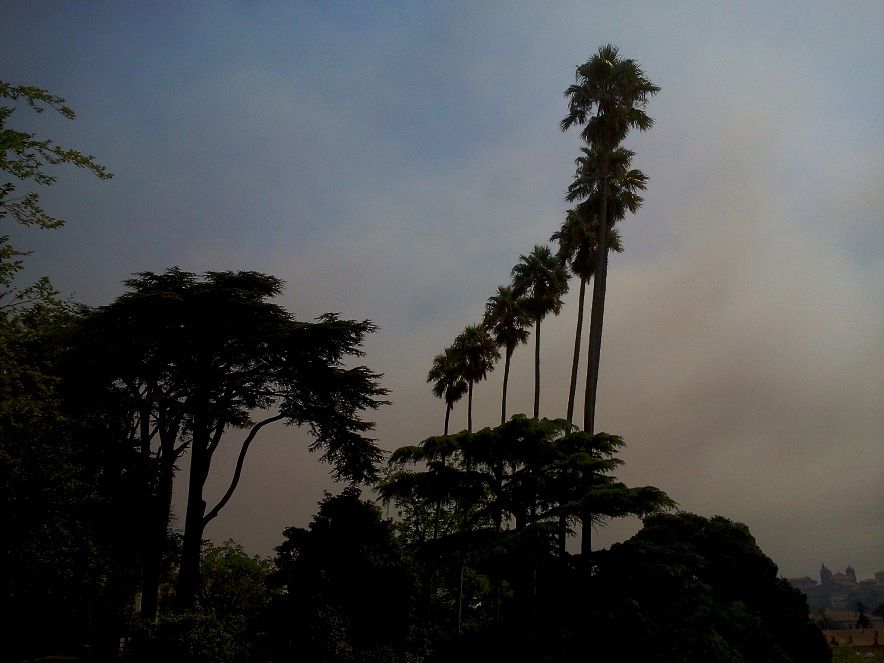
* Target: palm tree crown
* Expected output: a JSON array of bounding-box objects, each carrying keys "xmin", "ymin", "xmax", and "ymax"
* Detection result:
[
  {"xmin": 561, "ymin": 44, "xmax": 660, "ymax": 148},
  {"xmin": 512, "ymin": 245, "xmax": 569, "ymax": 419},
  {"xmin": 453, "ymin": 324, "xmax": 499, "ymax": 432},
  {"xmin": 428, "ymin": 346, "xmax": 468, "ymax": 435},
  {"xmin": 511, "ymin": 245, "xmax": 569, "ymax": 323},
  {"xmin": 483, "ymin": 285, "xmax": 531, "ymax": 425},
  {"xmin": 483, "ymin": 285, "xmax": 531, "ymax": 354}
]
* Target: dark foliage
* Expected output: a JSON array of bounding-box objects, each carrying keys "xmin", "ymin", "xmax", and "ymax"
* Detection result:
[
  {"xmin": 271, "ymin": 488, "xmax": 418, "ymax": 662},
  {"xmin": 592, "ymin": 512, "xmax": 831, "ymax": 663}
]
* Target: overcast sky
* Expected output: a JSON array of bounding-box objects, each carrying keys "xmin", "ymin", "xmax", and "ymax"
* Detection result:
[{"xmin": 2, "ymin": 1, "xmax": 882, "ymax": 580}]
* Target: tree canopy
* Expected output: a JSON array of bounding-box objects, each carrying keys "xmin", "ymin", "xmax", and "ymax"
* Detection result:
[
  {"xmin": 0, "ymin": 81, "xmax": 111, "ymax": 306},
  {"xmin": 77, "ymin": 268, "xmax": 389, "ymax": 608}
]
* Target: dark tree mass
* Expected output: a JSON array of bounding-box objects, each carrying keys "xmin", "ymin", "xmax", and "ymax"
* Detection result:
[{"xmin": 0, "ymin": 45, "xmax": 836, "ymax": 663}]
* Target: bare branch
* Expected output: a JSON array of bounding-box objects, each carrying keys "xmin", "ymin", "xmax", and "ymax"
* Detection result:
[{"xmin": 203, "ymin": 414, "xmax": 284, "ymax": 526}]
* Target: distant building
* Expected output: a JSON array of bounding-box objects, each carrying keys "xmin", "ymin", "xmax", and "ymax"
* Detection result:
[{"xmin": 787, "ymin": 564, "xmax": 884, "ymax": 614}]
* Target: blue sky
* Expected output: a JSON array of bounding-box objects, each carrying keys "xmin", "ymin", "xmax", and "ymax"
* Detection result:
[{"xmin": 2, "ymin": 1, "xmax": 882, "ymax": 578}]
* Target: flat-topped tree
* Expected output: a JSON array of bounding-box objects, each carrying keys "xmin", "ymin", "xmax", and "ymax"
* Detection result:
[
  {"xmin": 561, "ymin": 45, "xmax": 659, "ymax": 436},
  {"xmin": 85, "ymin": 268, "xmax": 388, "ymax": 610}
]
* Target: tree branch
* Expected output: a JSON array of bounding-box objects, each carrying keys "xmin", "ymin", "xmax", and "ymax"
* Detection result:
[
  {"xmin": 202, "ymin": 413, "xmax": 284, "ymax": 526},
  {"xmin": 207, "ymin": 420, "xmax": 226, "ymax": 455}
]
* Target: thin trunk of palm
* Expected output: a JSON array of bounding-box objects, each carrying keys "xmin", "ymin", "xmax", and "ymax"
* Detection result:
[
  {"xmin": 467, "ymin": 379, "xmax": 474, "ymax": 433},
  {"xmin": 500, "ymin": 346, "xmax": 512, "ymax": 426},
  {"xmin": 457, "ymin": 560, "xmax": 465, "ymax": 635},
  {"xmin": 533, "ymin": 318, "xmax": 541, "ymax": 418},
  {"xmin": 581, "ymin": 150, "xmax": 609, "ymax": 557},
  {"xmin": 566, "ymin": 274, "xmax": 587, "ymax": 424},
  {"xmin": 444, "ymin": 402, "xmax": 451, "ymax": 436}
]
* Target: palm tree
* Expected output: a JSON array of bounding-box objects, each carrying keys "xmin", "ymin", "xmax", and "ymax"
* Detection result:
[
  {"xmin": 483, "ymin": 285, "xmax": 531, "ymax": 425},
  {"xmin": 428, "ymin": 346, "xmax": 468, "ymax": 435},
  {"xmin": 561, "ymin": 44, "xmax": 659, "ymax": 436},
  {"xmin": 512, "ymin": 246, "xmax": 569, "ymax": 419},
  {"xmin": 554, "ymin": 146, "xmax": 645, "ymax": 424},
  {"xmin": 452, "ymin": 324, "xmax": 499, "ymax": 432}
]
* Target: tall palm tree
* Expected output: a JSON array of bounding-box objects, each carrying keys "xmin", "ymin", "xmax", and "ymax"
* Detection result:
[
  {"xmin": 554, "ymin": 146, "xmax": 645, "ymax": 424},
  {"xmin": 452, "ymin": 324, "xmax": 499, "ymax": 432},
  {"xmin": 561, "ymin": 44, "xmax": 659, "ymax": 437},
  {"xmin": 428, "ymin": 346, "xmax": 468, "ymax": 435},
  {"xmin": 552, "ymin": 208, "xmax": 620, "ymax": 424},
  {"xmin": 512, "ymin": 246, "xmax": 569, "ymax": 419},
  {"xmin": 483, "ymin": 285, "xmax": 531, "ymax": 425}
]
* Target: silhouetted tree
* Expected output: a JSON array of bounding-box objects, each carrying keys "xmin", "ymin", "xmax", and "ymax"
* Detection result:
[
  {"xmin": 512, "ymin": 246, "xmax": 569, "ymax": 419},
  {"xmin": 381, "ymin": 417, "xmax": 672, "ymax": 651},
  {"xmin": 428, "ymin": 346, "xmax": 469, "ymax": 435},
  {"xmin": 452, "ymin": 324, "xmax": 499, "ymax": 432},
  {"xmin": 552, "ymin": 207, "xmax": 622, "ymax": 424},
  {"xmin": 561, "ymin": 45, "xmax": 659, "ymax": 436},
  {"xmin": 593, "ymin": 513, "xmax": 831, "ymax": 662},
  {"xmin": 83, "ymin": 269, "xmax": 388, "ymax": 610},
  {"xmin": 483, "ymin": 285, "xmax": 530, "ymax": 425},
  {"xmin": 272, "ymin": 489, "xmax": 417, "ymax": 662}
]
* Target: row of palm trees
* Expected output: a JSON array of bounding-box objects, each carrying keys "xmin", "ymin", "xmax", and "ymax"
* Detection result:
[{"xmin": 429, "ymin": 45, "xmax": 658, "ymax": 440}]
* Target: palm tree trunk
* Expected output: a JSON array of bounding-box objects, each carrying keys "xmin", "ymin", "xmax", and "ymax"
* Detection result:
[
  {"xmin": 581, "ymin": 148, "xmax": 609, "ymax": 557},
  {"xmin": 467, "ymin": 379, "xmax": 474, "ymax": 432},
  {"xmin": 566, "ymin": 274, "xmax": 587, "ymax": 424},
  {"xmin": 457, "ymin": 560, "xmax": 465, "ymax": 635},
  {"xmin": 533, "ymin": 318, "xmax": 541, "ymax": 418},
  {"xmin": 444, "ymin": 402, "xmax": 451, "ymax": 436},
  {"xmin": 583, "ymin": 148, "xmax": 609, "ymax": 435},
  {"xmin": 501, "ymin": 346, "xmax": 512, "ymax": 425}
]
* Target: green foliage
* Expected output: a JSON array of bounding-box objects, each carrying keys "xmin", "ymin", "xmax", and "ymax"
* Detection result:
[
  {"xmin": 126, "ymin": 538, "xmax": 275, "ymax": 663},
  {"xmin": 0, "ymin": 81, "xmax": 111, "ymax": 303},
  {"xmin": 561, "ymin": 44, "xmax": 660, "ymax": 147},
  {"xmin": 127, "ymin": 611, "xmax": 243, "ymax": 663}
]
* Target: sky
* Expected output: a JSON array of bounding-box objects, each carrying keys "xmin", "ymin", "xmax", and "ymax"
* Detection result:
[{"xmin": 2, "ymin": 1, "xmax": 882, "ymax": 580}]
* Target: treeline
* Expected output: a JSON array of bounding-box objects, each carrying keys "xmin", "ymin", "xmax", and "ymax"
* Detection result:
[{"xmin": 0, "ymin": 49, "xmax": 832, "ymax": 663}]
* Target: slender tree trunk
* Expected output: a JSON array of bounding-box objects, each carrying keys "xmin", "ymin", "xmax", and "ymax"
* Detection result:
[
  {"xmin": 177, "ymin": 450, "xmax": 208, "ymax": 609},
  {"xmin": 444, "ymin": 402, "xmax": 451, "ymax": 436},
  {"xmin": 457, "ymin": 560, "xmax": 465, "ymax": 636},
  {"xmin": 558, "ymin": 514, "xmax": 567, "ymax": 557},
  {"xmin": 500, "ymin": 346, "xmax": 512, "ymax": 425},
  {"xmin": 176, "ymin": 398, "xmax": 211, "ymax": 609},
  {"xmin": 467, "ymin": 379, "xmax": 474, "ymax": 432},
  {"xmin": 583, "ymin": 151, "xmax": 609, "ymax": 435},
  {"xmin": 581, "ymin": 148, "xmax": 609, "ymax": 557},
  {"xmin": 141, "ymin": 418, "xmax": 179, "ymax": 622},
  {"xmin": 533, "ymin": 318, "xmax": 541, "ymax": 419},
  {"xmin": 566, "ymin": 274, "xmax": 587, "ymax": 424}
]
